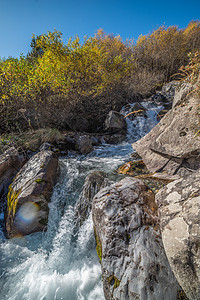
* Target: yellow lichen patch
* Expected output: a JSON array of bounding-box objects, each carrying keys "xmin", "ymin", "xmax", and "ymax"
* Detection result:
[
  {"xmin": 118, "ymin": 160, "xmax": 148, "ymax": 176},
  {"xmin": 107, "ymin": 275, "xmax": 121, "ymax": 289},
  {"xmin": 118, "ymin": 161, "xmax": 133, "ymax": 174},
  {"xmin": 7, "ymin": 185, "xmax": 21, "ymax": 216},
  {"xmin": 94, "ymin": 227, "xmax": 102, "ymax": 263}
]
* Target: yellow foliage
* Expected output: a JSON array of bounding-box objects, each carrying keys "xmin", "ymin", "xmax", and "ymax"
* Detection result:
[{"xmin": 0, "ymin": 22, "xmax": 200, "ymax": 132}]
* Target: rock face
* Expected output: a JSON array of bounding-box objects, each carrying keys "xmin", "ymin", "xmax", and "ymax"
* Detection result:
[
  {"xmin": 6, "ymin": 150, "xmax": 58, "ymax": 238},
  {"xmin": 156, "ymin": 171, "xmax": 200, "ymax": 300},
  {"xmin": 0, "ymin": 147, "xmax": 25, "ymax": 203},
  {"xmin": 75, "ymin": 171, "xmax": 110, "ymax": 227},
  {"xmin": 132, "ymin": 87, "xmax": 200, "ymax": 176},
  {"xmin": 104, "ymin": 111, "xmax": 127, "ymax": 135},
  {"xmin": 92, "ymin": 177, "xmax": 179, "ymax": 300}
]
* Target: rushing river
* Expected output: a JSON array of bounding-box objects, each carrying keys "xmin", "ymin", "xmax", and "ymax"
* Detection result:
[{"xmin": 0, "ymin": 102, "xmax": 162, "ymax": 300}]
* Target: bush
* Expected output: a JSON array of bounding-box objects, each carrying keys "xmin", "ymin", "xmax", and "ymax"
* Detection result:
[{"xmin": 0, "ymin": 21, "xmax": 200, "ymax": 133}]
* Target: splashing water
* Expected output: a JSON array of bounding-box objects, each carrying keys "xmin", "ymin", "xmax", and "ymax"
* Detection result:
[{"xmin": 0, "ymin": 101, "xmax": 162, "ymax": 300}]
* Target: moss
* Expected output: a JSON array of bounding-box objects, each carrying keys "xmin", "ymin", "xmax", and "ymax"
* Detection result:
[
  {"xmin": 35, "ymin": 179, "xmax": 44, "ymax": 184},
  {"xmin": 107, "ymin": 275, "xmax": 121, "ymax": 289},
  {"xmin": 94, "ymin": 227, "xmax": 102, "ymax": 263},
  {"xmin": 7, "ymin": 185, "xmax": 21, "ymax": 215},
  {"xmin": 35, "ymin": 178, "xmax": 48, "ymax": 184}
]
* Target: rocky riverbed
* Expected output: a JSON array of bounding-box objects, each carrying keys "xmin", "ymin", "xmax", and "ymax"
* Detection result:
[{"xmin": 0, "ymin": 82, "xmax": 199, "ymax": 299}]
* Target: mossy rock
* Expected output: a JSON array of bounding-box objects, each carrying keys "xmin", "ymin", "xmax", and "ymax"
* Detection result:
[
  {"xmin": 7, "ymin": 185, "xmax": 21, "ymax": 215},
  {"xmin": 94, "ymin": 227, "xmax": 102, "ymax": 263}
]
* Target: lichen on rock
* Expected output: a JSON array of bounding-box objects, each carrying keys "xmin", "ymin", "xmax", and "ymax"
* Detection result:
[
  {"xmin": 5, "ymin": 150, "xmax": 58, "ymax": 238},
  {"xmin": 92, "ymin": 177, "xmax": 179, "ymax": 300}
]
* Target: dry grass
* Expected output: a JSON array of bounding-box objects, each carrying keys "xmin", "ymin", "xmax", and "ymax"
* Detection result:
[{"xmin": 0, "ymin": 128, "xmax": 65, "ymax": 153}]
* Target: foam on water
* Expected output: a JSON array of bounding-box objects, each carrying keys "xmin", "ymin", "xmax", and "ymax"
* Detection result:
[{"xmin": 0, "ymin": 101, "xmax": 162, "ymax": 300}]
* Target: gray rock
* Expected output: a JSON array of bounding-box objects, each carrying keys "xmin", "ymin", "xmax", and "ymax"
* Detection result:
[
  {"xmin": 155, "ymin": 171, "xmax": 200, "ymax": 300},
  {"xmin": 75, "ymin": 171, "xmax": 110, "ymax": 227},
  {"xmin": 104, "ymin": 111, "xmax": 127, "ymax": 135},
  {"xmin": 5, "ymin": 150, "xmax": 58, "ymax": 238},
  {"xmin": 92, "ymin": 177, "xmax": 179, "ymax": 300},
  {"xmin": 172, "ymin": 83, "xmax": 193, "ymax": 108},
  {"xmin": 132, "ymin": 90, "xmax": 200, "ymax": 175},
  {"xmin": 77, "ymin": 135, "xmax": 94, "ymax": 154}
]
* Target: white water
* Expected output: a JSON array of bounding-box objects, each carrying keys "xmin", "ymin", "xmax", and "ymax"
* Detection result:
[{"xmin": 0, "ymin": 102, "xmax": 162, "ymax": 300}]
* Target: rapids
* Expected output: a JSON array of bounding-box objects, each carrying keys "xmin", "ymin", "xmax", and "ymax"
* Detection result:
[{"xmin": 0, "ymin": 102, "xmax": 162, "ymax": 300}]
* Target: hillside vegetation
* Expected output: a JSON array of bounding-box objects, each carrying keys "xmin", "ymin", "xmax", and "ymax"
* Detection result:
[{"xmin": 0, "ymin": 21, "xmax": 200, "ymax": 134}]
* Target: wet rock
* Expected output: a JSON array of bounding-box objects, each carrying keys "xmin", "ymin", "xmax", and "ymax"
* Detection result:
[
  {"xmin": 5, "ymin": 150, "xmax": 58, "ymax": 238},
  {"xmin": 77, "ymin": 135, "xmax": 94, "ymax": 154},
  {"xmin": 156, "ymin": 171, "xmax": 200, "ymax": 300},
  {"xmin": 104, "ymin": 111, "xmax": 127, "ymax": 135},
  {"xmin": 103, "ymin": 133, "xmax": 126, "ymax": 144},
  {"xmin": 75, "ymin": 171, "xmax": 110, "ymax": 227},
  {"xmin": 0, "ymin": 147, "xmax": 25, "ymax": 205},
  {"xmin": 92, "ymin": 177, "xmax": 179, "ymax": 300},
  {"xmin": 132, "ymin": 88, "xmax": 200, "ymax": 176},
  {"xmin": 90, "ymin": 136, "xmax": 101, "ymax": 146},
  {"xmin": 127, "ymin": 103, "xmax": 147, "ymax": 120}
]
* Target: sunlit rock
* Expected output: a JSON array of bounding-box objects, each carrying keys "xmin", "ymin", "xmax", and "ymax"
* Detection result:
[
  {"xmin": 6, "ymin": 150, "xmax": 58, "ymax": 238},
  {"xmin": 92, "ymin": 177, "xmax": 179, "ymax": 300},
  {"xmin": 156, "ymin": 170, "xmax": 200, "ymax": 300},
  {"xmin": 132, "ymin": 86, "xmax": 200, "ymax": 176}
]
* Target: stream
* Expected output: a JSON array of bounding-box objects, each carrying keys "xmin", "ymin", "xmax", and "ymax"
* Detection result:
[{"xmin": 0, "ymin": 102, "xmax": 162, "ymax": 300}]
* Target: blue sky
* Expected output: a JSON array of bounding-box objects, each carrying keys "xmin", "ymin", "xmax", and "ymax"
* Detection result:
[{"xmin": 0, "ymin": 0, "xmax": 200, "ymax": 58}]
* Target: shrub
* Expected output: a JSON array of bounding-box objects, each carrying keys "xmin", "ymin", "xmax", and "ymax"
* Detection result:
[{"xmin": 0, "ymin": 21, "xmax": 200, "ymax": 133}]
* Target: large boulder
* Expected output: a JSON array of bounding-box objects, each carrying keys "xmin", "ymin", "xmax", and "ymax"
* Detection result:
[
  {"xmin": 92, "ymin": 177, "xmax": 179, "ymax": 300},
  {"xmin": 156, "ymin": 171, "xmax": 200, "ymax": 300},
  {"xmin": 75, "ymin": 171, "xmax": 110, "ymax": 227},
  {"xmin": 0, "ymin": 147, "xmax": 25, "ymax": 203},
  {"xmin": 132, "ymin": 87, "xmax": 200, "ymax": 176},
  {"xmin": 5, "ymin": 150, "xmax": 58, "ymax": 238},
  {"xmin": 104, "ymin": 111, "xmax": 127, "ymax": 135}
]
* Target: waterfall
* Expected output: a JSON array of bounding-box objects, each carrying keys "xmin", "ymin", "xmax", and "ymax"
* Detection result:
[{"xmin": 0, "ymin": 101, "xmax": 162, "ymax": 300}]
